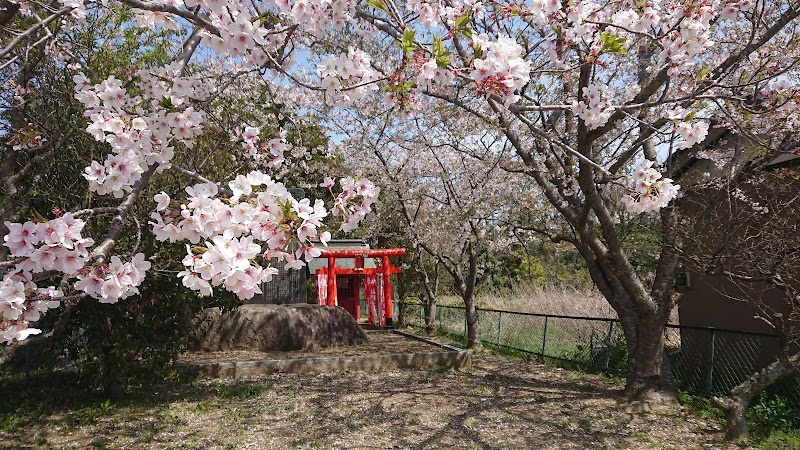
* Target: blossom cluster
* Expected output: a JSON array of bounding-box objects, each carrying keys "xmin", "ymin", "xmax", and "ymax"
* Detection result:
[
  {"xmin": 4, "ymin": 125, "xmax": 46, "ymax": 152},
  {"xmin": 8, "ymin": 0, "xmax": 85, "ymax": 19},
  {"xmin": 74, "ymin": 64, "xmax": 210, "ymax": 198},
  {"xmin": 316, "ymin": 48, "xmax": 379, "ymax": 105},
  {"xmin": 4, "ymin": 214, "xmax": 93, "ymax": 274},
  {"xmin": 73, "ymin": 254, "xmax": 151, "ymax": 303},
  {"xmin": 193, "ymin": 0, "xmax": 356, "ymax": 59},
  {"xmin": 657, "ymin": 1, "xmax": 751, "ymax": 76},
  {"xmin": 150, "ymin": 172, "xmax": 377, "ymax": 299},
  {"xmin": 1, "ymin": 211, "xmax": 154, "ymax": 341},
  {"xmin": 407, "ymin": 0, "xmax": 445, "ymax": 29},
  {"xmin": 238, "ymin": 127, "xmax": 288, "ymax": 168},
  {"xmin": 623, "ymin": 161, "xmax": 681, "ymax": 214},
  {"xmin": 1, "ymin": 214, "xmax": 91, "ymax": 342},
  {"xmin": 417, "ymin": 58, "xmax": 456, "ymax": 92},
  {"xmin": 0, "ymin": 272, "xmax": 62, "ymax": 344},
  {"xmin": 572, "ymin": 84, "xmax": 614, "ymax": 130},
  {"xmin": 611, "ymin": 5, "xmax": 661, "ymax": 33},
  {"xmin": 406, "ymin": 0, "xmax": 486, "ymax": 29},
  {"xmin": 470, "ymin": 35, "xmax": 532, "ymax": 105},
  {"xmin": 676, "ymin": 121, "xmax": 709, "ymax": 149},
  {"xmin": 330, "ymin": 176, "xmax": 380, "ymax": 232}
]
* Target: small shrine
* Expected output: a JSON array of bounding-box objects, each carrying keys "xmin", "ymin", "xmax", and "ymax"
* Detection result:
[{"xmin": 308, "ymin": 241, "xmax": 406, "ymax": 327}]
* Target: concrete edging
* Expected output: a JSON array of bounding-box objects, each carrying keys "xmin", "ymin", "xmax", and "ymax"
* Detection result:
[{"xmin": 178, "ymin": 330, "xmax": 471, "ymax": 378}]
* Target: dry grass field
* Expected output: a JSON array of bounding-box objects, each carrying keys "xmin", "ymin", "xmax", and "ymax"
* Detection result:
[{"xmin": 437, "ymin": 283, "xmax": 680, "ymax": 323}]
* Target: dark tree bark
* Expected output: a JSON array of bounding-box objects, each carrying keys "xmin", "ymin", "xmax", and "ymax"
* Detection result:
[
  {"xmin": 421, "ymin": 241, "xmax": 483, "ymax": 349},
  {"xmin": 714, "ymin": 353, "xmax": 800, "ymax": 440}
]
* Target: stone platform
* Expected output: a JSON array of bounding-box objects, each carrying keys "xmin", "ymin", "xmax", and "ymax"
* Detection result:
[{"xmin": 178, "ymin": 330, "xmax": 471, "ymax": 378}]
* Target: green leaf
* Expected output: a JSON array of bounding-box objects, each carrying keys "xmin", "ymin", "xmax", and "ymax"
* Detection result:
[
  {"xmin": 599, "ymin": 32, "xmax": 629, "ymax": 55},
  {"xmin": 400, "ymin": 28, "xmax": 417, "ymax": 54},
  {"xmin": 432, "ymin": 37, "xmax": 451, "ymax": 67},
  {"xmin": 453, "ymin": 11, "xmax": 473, "ymax": 38},
  {"xmin": 454, "ymin": 12, "xmax": 470, "ymax": 30},
  {"xmin": 366, "ymin": 0, "xmax": 388, "ymax": 13},
  {"xmin": 31, "ymin": 209, "xmax": 46, "ymax": 223},
  {"xmin": 384, "ymin": 81, "xmax": 415, "ymax": 92},
  {"xmin": 159, "ymin": 96, "xmax": 174, "ymax": 112}
]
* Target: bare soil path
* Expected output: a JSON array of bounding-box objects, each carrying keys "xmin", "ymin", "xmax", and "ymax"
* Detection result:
[{"xmin": 2, "ymin": 348, "xmax": 743, "ymax": 449}]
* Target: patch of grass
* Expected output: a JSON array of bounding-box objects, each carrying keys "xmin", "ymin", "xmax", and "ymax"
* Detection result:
[
  {"xmin": 481, "ymin": 342, "xmax": 540, "ymax": 362},
  {"xmin": 433, "ymin": 363, "xmax": 451, "ymax": 374},
  {"xmin": 65, "ymin": 399, "xmax": 118, "ymax": 428},
  {"xmin": 461, "ymin": 396, "xmax": 478, "ymax": 406},
  {"xmin": 469, "ymin": 383, "xmax": 492, "ymax": 395},
  {"xmin": 756, "ymin": 430, "xmax": 800, "ymax": 450},
  {"xmin": 215, "ymin": 382, "xmax": 272, "ymax": 399},
  {"xmin": 681, "ymin": 380, "xmax": 800, "ymax": 448},
  {"xmin": 135, "ymin": 421, "xmax": 159, "ymax": 443},
  {"xmin": 33, "ymin": 433, "xmax": 48, "ymax": 446},
  {"xmin": 0, "ymin": 413, "xmax": 22, "ymax": 433},
  {"xmin": 0, "ymin": 369, "xmax": 102, "ymax": 430},
  {"xmin": 678, "ymin": 391, "xmax": 724, "ymax": 425},
  {"xmin": 612, "ymin": 438, "xmax": 632, "ymax": 449},
  {"xmin": 747, "ymin": 386, "xmax": 800, "ymax": 441},
  {"xmin": 187, "ymin": 399, "xmax": 214, "ymax": 414},
  {"xmin": 346, "ymin": 419, "xmax": 365, "ymax": 430},
  {"xmin": 160, "ymin": 408, "xmax": 187, "ymax": 430}
]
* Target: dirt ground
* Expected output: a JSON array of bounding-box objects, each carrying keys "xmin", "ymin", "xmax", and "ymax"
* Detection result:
[{"xmin": 3, "ymin": 343, "xmax": 748, "ymax": 450}]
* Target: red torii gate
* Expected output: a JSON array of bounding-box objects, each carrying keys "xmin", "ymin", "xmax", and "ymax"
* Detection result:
[{"xmin": 315, "ymin": 248, "xmax": 406, "ymax": 327}]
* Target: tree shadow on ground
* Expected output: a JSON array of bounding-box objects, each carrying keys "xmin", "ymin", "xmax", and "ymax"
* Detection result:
[
  {"xmin": 281, "ymin": 358, "xmax": 649, "ymax": 449},
  {"xmin": 1, "ymin": 354, "xmax": 718, "ymax": 449}
]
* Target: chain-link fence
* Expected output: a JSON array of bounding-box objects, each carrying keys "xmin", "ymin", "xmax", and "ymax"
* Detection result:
[{"xmin": 401, "ymin": 303, "xmax": 800, "ymax": 408}]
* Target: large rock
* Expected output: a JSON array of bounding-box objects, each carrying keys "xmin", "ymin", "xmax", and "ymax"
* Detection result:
[{"xmin": 188, "ymin": 304, "xmax": 367, "ymax": 352}]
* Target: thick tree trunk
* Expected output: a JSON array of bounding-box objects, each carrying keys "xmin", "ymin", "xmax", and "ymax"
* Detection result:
[
  {"xmin": 714, "ymin": 352, "xmax": 800, "ymax": 440},
  {"xmin": 462, "ymin": 247, "xmax": 482, "ymax": 349},
  {"xmin": 464, "ymin": 295, "xmax": 481, "ymax": 349},
  {"xmin": 395, "ymin": 298, "xmax": 406, "ymax": 327},
  {"xmin": 716, "ymin": 396, "xmax": 750, "ymax": 441},
  {"xmin": 619, "ymin": 312, "xmax": 678, "ymax": 405},
  {"xmin": 423, "ymin": 300, "xmax": 436, "ymax": 334}
]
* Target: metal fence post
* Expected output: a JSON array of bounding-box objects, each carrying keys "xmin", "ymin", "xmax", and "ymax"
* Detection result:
[
  {"xmin": 704, "ymin": 328, "xmax": 716, "ymax": 393},
  {"xmin": 497, "ymin": 310, "xmax": 502, "ymax": 346},
  {"xmin": 541, "ymin": 316, "xmax": 549, "ymax": 360},
  {"xmin": 604, "ymin": 321, "xmax": 614, "ymax": 371}
]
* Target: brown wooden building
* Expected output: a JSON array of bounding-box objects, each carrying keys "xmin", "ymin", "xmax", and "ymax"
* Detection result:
[{"xmin": 671, "ymin": 128, "xmax": 799, "ymax": 380}]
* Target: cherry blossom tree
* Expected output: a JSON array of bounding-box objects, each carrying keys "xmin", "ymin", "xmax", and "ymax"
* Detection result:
[
  {"xmin": 331, "ymin": 0, "xmax": 800, "ymax": 404},
  {"xmin": 341, "ymin": 104, "xmax": 531, "ymax": 347},
  {"xmin": 0, "ymin": 3, "xmax": 378, "ymax": 363},
  {"xmin": 3, "ymin": 0, "xmax": 800, "ymax": 406}
]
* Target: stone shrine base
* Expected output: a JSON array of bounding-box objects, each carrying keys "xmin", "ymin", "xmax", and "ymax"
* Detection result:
[{"xmin": 177, "ymin": 330, "xmax": 470, "ymax": 378}]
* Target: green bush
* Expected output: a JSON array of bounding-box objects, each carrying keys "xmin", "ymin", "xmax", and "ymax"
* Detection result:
[
  {"xmin": 748, "ymin": 379, "xmax": 800, "ymax": 441},
  {"xmin": 61, "ymin": 270, "xmax": 237, "ymax": 397}
]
